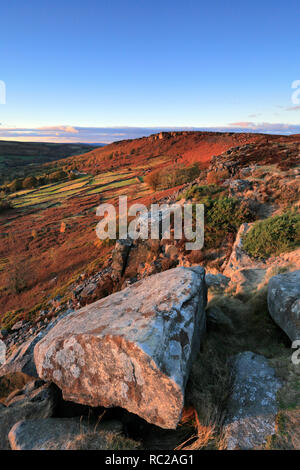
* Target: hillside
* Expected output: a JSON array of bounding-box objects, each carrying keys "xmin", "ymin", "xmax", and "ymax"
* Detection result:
[
  {"xmin": 0, "ymin": 131, "xmax": 300, "ymax": 450},
  {"xmin": 0, "ymin": 131, "xmax": 299, "ymax": 319},
  {"xmin": 0, "ymin": 141, "xmax": 97, "ymax": 184},
  {"xmin": 65, "ymin": 131, "xmax": 300, "ymax": 175}
]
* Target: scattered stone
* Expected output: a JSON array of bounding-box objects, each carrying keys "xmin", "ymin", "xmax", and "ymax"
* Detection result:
[
  {"xmin": 0, "ymin": 309, "xmax": 74, "ymax": 378},
  {"xmin": 80, "ymin": 282, "xmax": 97, "ymax": 298},
  {"xmin": 229, "ymin": 179, "xmax": 253, "ymax": 197},
  {"xmin": 164, "ymin": 244, "xmax": 179, "ymax": 260},
  {"xmin": 11, "ymin": 321, "xmax": 26, "ymax": 332},
  {"xmin": 0, "ymin": 329, "xmax": 8, "ymax": 340},
  {"xmin": 34, "ymin": 267, "xmax": 207, "ymax": 429},
  {"xmin": 224, "ymin": 351, "xmax": 281, "ymax": 450},
  {"xmin": 205, "ymin": 273, "xmax": 230, "ymax": 290},
  {"xmin": 268, "ymin": 270, "xmax": 300, "ymax": 342}
]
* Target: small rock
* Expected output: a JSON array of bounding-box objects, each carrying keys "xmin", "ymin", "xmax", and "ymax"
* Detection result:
[
  {"xmin": 0, "ymin": 329, "xmax": 8, "ymax": 339},
  {"xmin": 224, "ymin": 351, "xmax": 281, "ymax": 450},
  {"xmin": 11, "ymin": 321, "xmax": 25, "ymax": 332},
  {"xmin": 205, "ymin": 273, "xmax": 230, "ymax": 290},
  {"xmin": 268, "ymin": 270, "xmax": 300, "ymax": 342}
]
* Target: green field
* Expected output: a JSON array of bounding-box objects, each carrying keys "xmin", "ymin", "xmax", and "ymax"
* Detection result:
[{"xmin": 8, "ymin": 171, "xmax": 144, "ymax": 210}]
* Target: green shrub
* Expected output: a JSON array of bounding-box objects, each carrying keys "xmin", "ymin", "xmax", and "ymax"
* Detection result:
[
  {"xmin": 189, "ymin": 196, "xmax": 255, "ymax": 249},
  {"xmin": 207, "ymin": 197, "xmax": 253, "ymax": 232},
  {"xmin": 242, "ymin": 211, "xmax": 300, "ymax": 259},
  {"xmin": 180, "ymin": 184, "xmax": 223, "ymax": 201}
]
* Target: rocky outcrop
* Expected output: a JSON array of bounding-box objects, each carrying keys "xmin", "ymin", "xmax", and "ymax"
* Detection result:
[
  {"xmin": 229, "ymin": 179, "xmax": 253, "ymax": 198},
  {"xmin": 8, "ymin": 418, "xmax": 124, "ymax": 450},
  {"xmin": 268, "ymin": 270, "xmax": 300, "ymax": 342},
  {"xmin": 0, "ymin": 379, "xmax": 57, "ymax": 449},
  {"xmin": 111, "ymin": 238, "xmax": 133, "ymax": 280},
  {"xmin": 34, "ymin": 266, "xmax": 207, "ymax": 429},
  {"xmin": 224, "ymin": 352, "xmax": 281, "ymax": 450},
  {"xmin": 223, "ymin": 223, "xmax": 300, "ymax": 295}
]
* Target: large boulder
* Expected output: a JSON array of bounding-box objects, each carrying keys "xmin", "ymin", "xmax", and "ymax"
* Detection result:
[
  {"xmin": 8, "ymin": 418, "xmax": 126, "ymax": 450},
  {"xmin": 0, "ymin": 379, "xmax": 56, "ymax": 449},
  {"xmin": 224, "ymin": 352, "xmax": 281, "ymax": 450},
  {"xmin": 268, "ymin": 270, "xmax": 300, "ymax": 342},
  {"xmin": 34, "ymin": 266, "xmax": 207, "ymax": 429}
]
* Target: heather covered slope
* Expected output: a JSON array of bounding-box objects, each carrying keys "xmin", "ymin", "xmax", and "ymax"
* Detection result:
[
  {"xmin": 66, "ymin": 131, "xmax": 300, "ymax": 175},
  {"xmin": 0, "ymin": 131, "xmax": 299, "ymax": 320},
  {"xmin": 0, "ymin": 131, "xmax": 300, "ymax": 450}
]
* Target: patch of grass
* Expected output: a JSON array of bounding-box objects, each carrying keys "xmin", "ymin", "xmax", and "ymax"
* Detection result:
[
  {"xmin": 0, "ymin": 309, "xmax": 24, "ymax": 330},
  {"xmin": 179, "ymin": 184, "xmax": 224, "ymax": 201},
  {"xmin": 66, "ymin": 431, "xmax": 141, "ymax": 450},
  {"xmin": 242, "ymin": 210, "xmax": 300, "ymax": 259},
  {"xmin": 199, "ymin": 196, "xmax": 255, "ymax": 249}
]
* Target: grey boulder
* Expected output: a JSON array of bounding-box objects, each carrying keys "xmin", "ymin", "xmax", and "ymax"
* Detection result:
[
  {"xmin": 268, "ymin": 270, "xmax": 300, "ymax": 342},
  {"xmin": 34, "ymin": 266, "xmax": 207, "ymax": 429},
  {"xmin": 224, "ymin": 351, "xmax": 281, "ymax": 450}
]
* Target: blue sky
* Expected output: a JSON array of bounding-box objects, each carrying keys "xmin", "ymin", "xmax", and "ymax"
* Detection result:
[{"xmin": 0, "ymin": 0, "xmax": 300, "ymax": 142}]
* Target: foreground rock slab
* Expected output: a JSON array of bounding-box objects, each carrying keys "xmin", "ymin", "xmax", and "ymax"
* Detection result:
[
  {"xmin": 8, "ymin": 418, "xmax": 125, "ymax": 450},
  {"xmin": 34, "ymin": 267, "xmax": 207, "ymax": 429},
  {"xmin": 268, "ymin": 270, "xmax": 300, "ymax": 342},
  {"xmin": 224, "ymin": 352, "xmax": 281, "ymax": 450}
]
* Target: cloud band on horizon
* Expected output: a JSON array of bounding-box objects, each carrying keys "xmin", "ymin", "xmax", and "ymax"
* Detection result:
[{"xmin": 0, "ymin": 123, "xmax": 299, "ymax": 144}]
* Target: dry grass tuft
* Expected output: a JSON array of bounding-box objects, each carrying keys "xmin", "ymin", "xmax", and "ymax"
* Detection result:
[
  {"xmin": 176, "ymin": 407, "xmax": 217, "ymax": 450},
  {"xmin": 66, "ymin": 431, "xmax": 141, "ymax": 450}
]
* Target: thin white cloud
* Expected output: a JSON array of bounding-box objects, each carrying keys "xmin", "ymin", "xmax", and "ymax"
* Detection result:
[
  {"xmin": 37, "ymin": 125, "xmax": 79, "ymax": 133},
  {"xmin": 286, "ymin": 106, "xmax": 300, "ymax": 111}
]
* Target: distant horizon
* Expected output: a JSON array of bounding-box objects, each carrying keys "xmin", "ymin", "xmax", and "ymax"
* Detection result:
[{"xmin": 1, "ymin": 124, "xmax": 300, "ymax": 145}]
